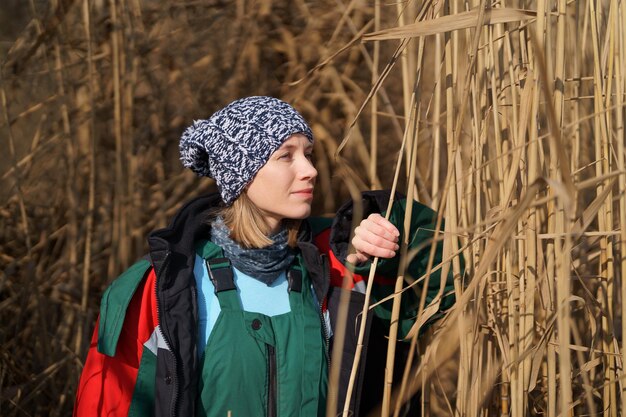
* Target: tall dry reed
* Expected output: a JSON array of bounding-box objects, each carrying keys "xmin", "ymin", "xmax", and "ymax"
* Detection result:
[{"xmin": 338, "ymin": 1, "xmax": 626, "ymax": 416}]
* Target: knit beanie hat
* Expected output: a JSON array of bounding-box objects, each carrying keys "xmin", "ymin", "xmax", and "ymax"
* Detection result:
[{"xmin": 179, "ymin": 96, "xmax": 314, "ymax": 205}]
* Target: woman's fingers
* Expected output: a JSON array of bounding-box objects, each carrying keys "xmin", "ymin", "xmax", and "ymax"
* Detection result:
[
  {"xmin": 353, "ymin": 228, "xmax": 398, "ymax": 251},
  {"xmin": 352, "ymin": 236, "xmax": 397, "ymax": 259},
  {"xmin": 346, "ymin": 251, "xmax": 370, "ymax": 265},
  {"xmin": 349, "ymin": 214, "xmax": 400, "ymax": 260},
  {"xmin": 366, "ymin": 213, "xmax": 400, "ymax": 238}
]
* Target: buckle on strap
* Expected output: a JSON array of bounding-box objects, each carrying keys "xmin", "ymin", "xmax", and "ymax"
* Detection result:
[
  {"xmin": 288, "ymin": 269, "xmax": 302, "ymax": 293},
  {"xmin": 206, "ymin": 258, "xmax": 236, "ymax": 293}
]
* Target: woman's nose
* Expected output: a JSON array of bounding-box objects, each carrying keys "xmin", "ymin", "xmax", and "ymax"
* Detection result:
[{"xmin": 299, "ymin": 156, "xmax": 318, "ymax": 180}]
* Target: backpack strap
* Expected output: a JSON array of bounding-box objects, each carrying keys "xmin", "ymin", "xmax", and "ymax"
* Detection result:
[
  {"xmin": 205, "ymin": 257, "xmax": 236, "ymax": 293},
  {"xmin": 287, "ymin": 268, "xmax": 302, "ymax": 293}
]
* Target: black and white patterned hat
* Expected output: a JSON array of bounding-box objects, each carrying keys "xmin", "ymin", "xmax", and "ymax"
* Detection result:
[{"xmin": 179, "ymin": 96, "xmax": 313, "ymax": 205}]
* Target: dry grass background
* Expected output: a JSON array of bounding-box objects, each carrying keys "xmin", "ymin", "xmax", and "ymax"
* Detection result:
[{"xmin": 1, "ymin": 0, "xmax": 625, "ymax": 416}]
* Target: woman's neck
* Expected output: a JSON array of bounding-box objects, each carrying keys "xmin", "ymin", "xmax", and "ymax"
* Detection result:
[{"xmin": 262, "ymin": 215, "xmax": 282, "ymax": 235}]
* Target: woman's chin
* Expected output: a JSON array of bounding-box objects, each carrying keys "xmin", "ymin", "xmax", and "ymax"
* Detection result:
[{"xmin": 287, "ymin": 206, "xmax": 312, "ymax": 220}]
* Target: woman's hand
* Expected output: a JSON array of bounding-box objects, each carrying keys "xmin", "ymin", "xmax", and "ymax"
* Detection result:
[{"xmin": 346, "ymin": 213, "xmax": 400, "ymax": 264}]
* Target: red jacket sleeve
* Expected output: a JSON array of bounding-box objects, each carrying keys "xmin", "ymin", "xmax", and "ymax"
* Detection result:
[{"xmin": 74, "ymin": 269, "xmax": 158, "ymax": 417}]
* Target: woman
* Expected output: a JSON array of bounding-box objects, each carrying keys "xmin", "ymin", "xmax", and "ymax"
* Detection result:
[{"xmin": 74, "ymin": 96, "xmax": 455, "ymax": 417}]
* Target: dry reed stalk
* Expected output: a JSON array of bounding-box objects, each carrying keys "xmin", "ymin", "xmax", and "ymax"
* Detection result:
[
  {"xmin": 123, "ymin": 0, "xmax": 141, "ymax": 259},
  {"xmin": 52, "ymin": 22, "xmax": 81, "ymax": 360},
  {"xmin": 507, "ymin": 24, "xmax": 534, "ymax": 417},
  {"xmin": 382, "ymin": 19, "xmax": 431, "ymax": 415},
  {"xmin": 109, "ymin": 0, "xmax": 126, "ymax": 279},
  {"xmin": 617, "ymin": 0, "xmax": 626, "ymax": 413},
  {"xmin": 370, "ymin": 0, "xmax": 380, "ymax": 190},
  {"xmin": 341, "ymin": 91, "xmax": 414, "ymax": 415},
  {"xmin": 443, "ymin": 2, "xmax": 463, "ymax": 414},
  {"xmin": 526, "ymin": 4, "xmax": 557, "ymax": 417},
  {"xmin": 432, "ymin": 24, "xmax": 442, "ymax": 207},
  {"xmin": 602, "ymin": 3, "xmax": 619, "ymax": 416},
  {"xmin": 77, "ymin": 0, "xmax": 96, "ymax": 356},
  {"xmin": 394, "ymin": 19, "xmax": 443, "ymax": 415},
  {"xmin": 395, "ymin": 0, "xmax": 412, "ymax": 179},
  {"xmin": 548, "ymin": 2, "xmax": 574, "ymax": 416},
  {"xmin": 363, "ymin": 8, "xmax": 536, "ymax": 42},
  {"xmin": 602, "ymin": 52, "xmax": 616, "ymax": 417},
  {"xmin": 381, "ymin": 97, "xmax": 419, "ymax": 417},
  {"xmin": 393, "ymin": 326, "xmax": 419, "ymax": 417},
  {"xmin": 452, "ymin": 3, "xmax": 488, "ymax": 415},
  {"xmin": 53, "ymin": 35, "xmax": 77, "ymax": 293},
  {"xmin": 588, "ymin": 2, "xmax": 616, "ymax": 417},
  {"xmin": 537, "ymin": 18, "xmax": 577, "ymax": 414},
  {"xmin": 0, "ymin": 83, "xmax": 32, "ymax": 260}
]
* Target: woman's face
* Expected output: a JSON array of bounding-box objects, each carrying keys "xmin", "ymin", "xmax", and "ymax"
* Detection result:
[{"xmin": 246, "ymin": 134, "xmax": 317, "ymax": 232}]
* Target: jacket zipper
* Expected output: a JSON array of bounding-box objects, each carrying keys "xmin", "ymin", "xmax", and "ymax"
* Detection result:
[
  {"xmin": 153, "ymin": 250, "xmax": 180, "ymax": 417},
  {"xmin": 318, "ymin": 305, "xmax": 331, "ymax": 368},
  {"xmin": 267, "ymin": 344, "xmax": 277, "ymax": 417},
  {"xmin": 319, "ymin": 254, "xmax": 331, "ymax": 368}
]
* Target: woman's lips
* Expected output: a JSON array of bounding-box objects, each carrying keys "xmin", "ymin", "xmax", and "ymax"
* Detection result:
[{"xmin": 292, "ymin": 188, "xmax": 314, "ymax": 197}]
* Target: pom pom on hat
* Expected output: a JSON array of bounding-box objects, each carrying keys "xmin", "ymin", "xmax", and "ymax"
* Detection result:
[{"xmin": 179, "ymin": 96, "xmax": 313, "ymax": 205}]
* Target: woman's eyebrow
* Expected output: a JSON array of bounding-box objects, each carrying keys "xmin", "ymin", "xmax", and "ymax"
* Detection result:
[{"xmin": 278, "ymin": 143, "xmax": 313, "ymax": 151}]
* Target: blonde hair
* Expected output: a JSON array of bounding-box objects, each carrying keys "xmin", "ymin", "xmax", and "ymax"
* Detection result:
[{"xmin": 217, "ymin": 192, "xmax": 300, "ymax": 249}]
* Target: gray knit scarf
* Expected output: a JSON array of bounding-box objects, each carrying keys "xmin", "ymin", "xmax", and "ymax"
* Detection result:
[{"xmin": 210, "ymin": 216, "xmax": 295, "ymax": 285}]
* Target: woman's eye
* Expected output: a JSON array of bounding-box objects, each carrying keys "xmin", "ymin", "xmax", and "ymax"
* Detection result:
[
  {"xmin": 278, "ymin": 152, "xmax": 291, "ymax": 160},
  {"xmin": 305, "ymin": 153, "xmax": 314, "ymax": 160}
]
